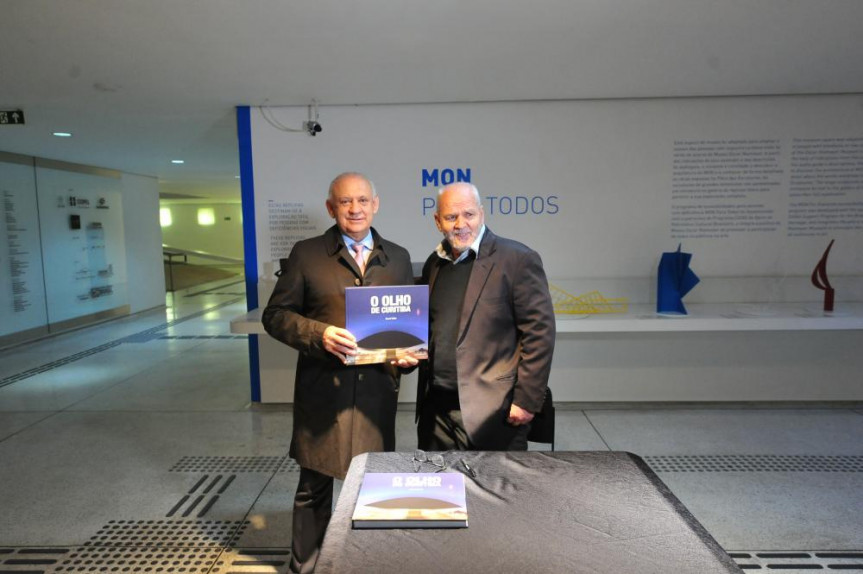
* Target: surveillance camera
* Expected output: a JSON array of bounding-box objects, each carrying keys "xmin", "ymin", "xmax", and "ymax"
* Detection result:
[{"xmin": 304, "ymin": 121, "xmax": 322, "ymax": 136}]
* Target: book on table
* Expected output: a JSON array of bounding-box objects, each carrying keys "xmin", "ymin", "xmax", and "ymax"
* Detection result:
[
  {"xmin": 351, "ymin": 472, "xmax": 468, "ymax": 529},
  {"xmin": 344, "ymin": 284, "xmax": 429, "ymax": 365}
]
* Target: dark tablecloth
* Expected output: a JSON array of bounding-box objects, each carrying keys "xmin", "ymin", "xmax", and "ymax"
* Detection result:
[{"xmin": 316, "ymin": 451, "xmax": 741, "ymax": 573}]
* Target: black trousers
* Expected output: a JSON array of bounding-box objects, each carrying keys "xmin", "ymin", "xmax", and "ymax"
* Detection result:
[
  {"xmin": 290, "ymin": 467, "xmax": 333, "ymax": 574},
  {"xmin": 417, "ymin": 389, "xmax": 529, "ymax": 451}
]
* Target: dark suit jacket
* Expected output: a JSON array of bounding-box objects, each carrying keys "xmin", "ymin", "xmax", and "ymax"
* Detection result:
[
  {"xmin": 262, "ymin": 225, "xmax": 414, "ymax": 479},
  {"xmin": 417, "ymin": 228, "xmax": 556, "ymax": 449}
]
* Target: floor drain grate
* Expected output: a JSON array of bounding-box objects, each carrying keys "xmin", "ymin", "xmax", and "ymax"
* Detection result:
[
  {"xmin": 645, "ymin": 455, "xmax": 863, "ymax": 472},
  {"xmin": 730, "ymin": 550, "xmax": 863, "ymax": 571},
  {"xmin": 170, "ymin": 456, "xmax": 290, "ymax": 473},
  {"xmin": 84, "ymin": 520, "xmax": 249, "ymax": 548}
]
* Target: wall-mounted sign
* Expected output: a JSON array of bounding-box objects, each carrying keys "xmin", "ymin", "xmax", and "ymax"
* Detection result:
[{"xmin": 0, "ymin": 110, "xmax": 25, "ymax": 125}]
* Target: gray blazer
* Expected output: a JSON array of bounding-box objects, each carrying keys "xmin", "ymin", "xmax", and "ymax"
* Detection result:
[
  {"xmin": 417, "ymin": 228, "xmax": 556, "ymax": 449},
  {"xmin": 262, "ymin": 225, "xmax": 414, "ymax": 479}
]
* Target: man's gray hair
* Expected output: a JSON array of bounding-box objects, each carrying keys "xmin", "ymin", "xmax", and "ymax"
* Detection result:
[
  {"xmin": 437, "ymin": 183, "xmax": 482, "ymax": 208},
  {"xmin": 328, "ymin": 172, "xmax": 377, "ymax": 200}
]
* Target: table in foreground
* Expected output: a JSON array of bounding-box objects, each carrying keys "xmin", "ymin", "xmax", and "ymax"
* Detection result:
[{"xmin": 316, "ymin": 451, "xmax": 741, "ymax": 573}]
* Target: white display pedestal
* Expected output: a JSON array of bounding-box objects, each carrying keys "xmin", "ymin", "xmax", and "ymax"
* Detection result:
[{"xmin": 232, "ymin": 302, "xmax": 863, "ymax": 404}]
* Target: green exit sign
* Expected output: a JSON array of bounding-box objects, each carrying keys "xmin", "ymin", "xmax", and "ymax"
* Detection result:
[{"xmin": 0, "ymin": 110, "xmax": 25, "ymax": 125}]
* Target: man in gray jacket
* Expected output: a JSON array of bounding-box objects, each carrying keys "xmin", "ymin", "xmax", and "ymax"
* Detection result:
[{"xmin": 262, "ymin": 172, "xmax": 413, "ymax": 573}]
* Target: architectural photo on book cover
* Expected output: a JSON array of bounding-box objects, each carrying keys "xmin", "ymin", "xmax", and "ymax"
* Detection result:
[
  {"xmin": 352, "ymin": 472, "xmax": 468, "ymax": 529},
  {"xmin": 344, "ymin": 284, "xmax": 429, "ymax": 365}
]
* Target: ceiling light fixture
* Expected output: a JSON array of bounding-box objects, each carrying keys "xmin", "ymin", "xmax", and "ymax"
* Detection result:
[
  {"xmin": 52, "ymin": 132, "xmax": 72, "ymax": 137},
  {"xmin": 171, "ymin": 159, "xmax": 185, "ymax": 164}
]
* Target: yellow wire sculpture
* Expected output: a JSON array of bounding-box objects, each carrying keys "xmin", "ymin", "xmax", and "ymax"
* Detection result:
[{"xmin": 550, "ymin": 285, "xmax": 628, "ymax": 314}]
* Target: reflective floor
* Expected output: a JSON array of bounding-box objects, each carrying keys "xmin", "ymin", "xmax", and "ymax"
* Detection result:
[{"xmin": 1, "ymin": 278, "xmax": 861, "ymax": 573}]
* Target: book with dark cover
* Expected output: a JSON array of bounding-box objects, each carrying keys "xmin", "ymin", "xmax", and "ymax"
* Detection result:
[
  {"xmin": 344, "ymin": 285, "xmax": 429, "ymax": 365},
  {"xmin": 352, "ymin": 472, "xmax": 468, "ymax": 529}
]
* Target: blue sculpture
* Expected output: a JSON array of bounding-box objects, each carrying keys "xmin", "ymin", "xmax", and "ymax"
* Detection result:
[{"xmin": 657, "ymin": 244, "xmax": 700, "ymax": 315}]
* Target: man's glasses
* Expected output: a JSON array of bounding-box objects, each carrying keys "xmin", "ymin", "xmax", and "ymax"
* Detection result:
[{"xmin": 413, "ymin": 449, "xmax": 447, "ymax": 472}]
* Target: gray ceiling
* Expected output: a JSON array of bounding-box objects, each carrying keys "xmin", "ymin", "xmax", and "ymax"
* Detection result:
[{"xmin": 2, "ymin": 0, "xmax": 862, "ymax": 201}]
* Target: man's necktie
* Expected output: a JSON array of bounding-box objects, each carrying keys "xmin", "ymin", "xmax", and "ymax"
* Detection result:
[{"xmin": 351, "ymin": 243, "xmax": 365, "ymax": 274}]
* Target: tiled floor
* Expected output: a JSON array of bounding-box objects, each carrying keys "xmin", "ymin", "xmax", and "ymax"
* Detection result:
[{"xmin": 1, "ymin": 278, "xmax": 861, "ymax": 573}]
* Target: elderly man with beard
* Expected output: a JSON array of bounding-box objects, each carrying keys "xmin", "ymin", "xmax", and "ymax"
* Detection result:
[{"xmin": 416, "ymin": 182, "xmax": 556, "ymax": 452}]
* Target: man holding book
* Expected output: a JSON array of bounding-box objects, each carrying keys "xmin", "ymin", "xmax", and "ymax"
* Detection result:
[{"xmin": 262, "ymin": 172, "xmax": 413, "ymax": 573}]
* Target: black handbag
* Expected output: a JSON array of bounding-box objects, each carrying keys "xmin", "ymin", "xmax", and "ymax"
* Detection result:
[{"xmin": 527, "ymin": 387, "xmax": 555, "ymax": 449}]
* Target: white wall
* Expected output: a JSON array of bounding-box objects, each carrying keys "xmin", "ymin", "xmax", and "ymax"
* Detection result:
[
  {"xmin": 123, "ymin": 173, "xmax": 166, "ymax": 313},
  {"xmin": 245, "ymin": 96, "xmax": 863, "ymax": 402},
  {"xmin": 250, "ymin": 96, "xmax": 863, "ymax": 302}
]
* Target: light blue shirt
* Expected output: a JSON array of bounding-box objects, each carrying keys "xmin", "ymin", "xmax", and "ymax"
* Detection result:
[
  {"xmin": 435, "ymin": 225, "xmax": 486, "ymax": 264},
  {"xmin": 343, "ymin": 232, "xmax": 374, "ymax": 265}
]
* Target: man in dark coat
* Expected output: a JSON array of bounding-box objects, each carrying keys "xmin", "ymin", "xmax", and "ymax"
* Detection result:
[
  {"xmin": 262, "ymin": 172, "xmax": 413, "ymax": 573},
  {"xmin": 416, "ymin": 182, "xmax": 555, "ymax": 451}
]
